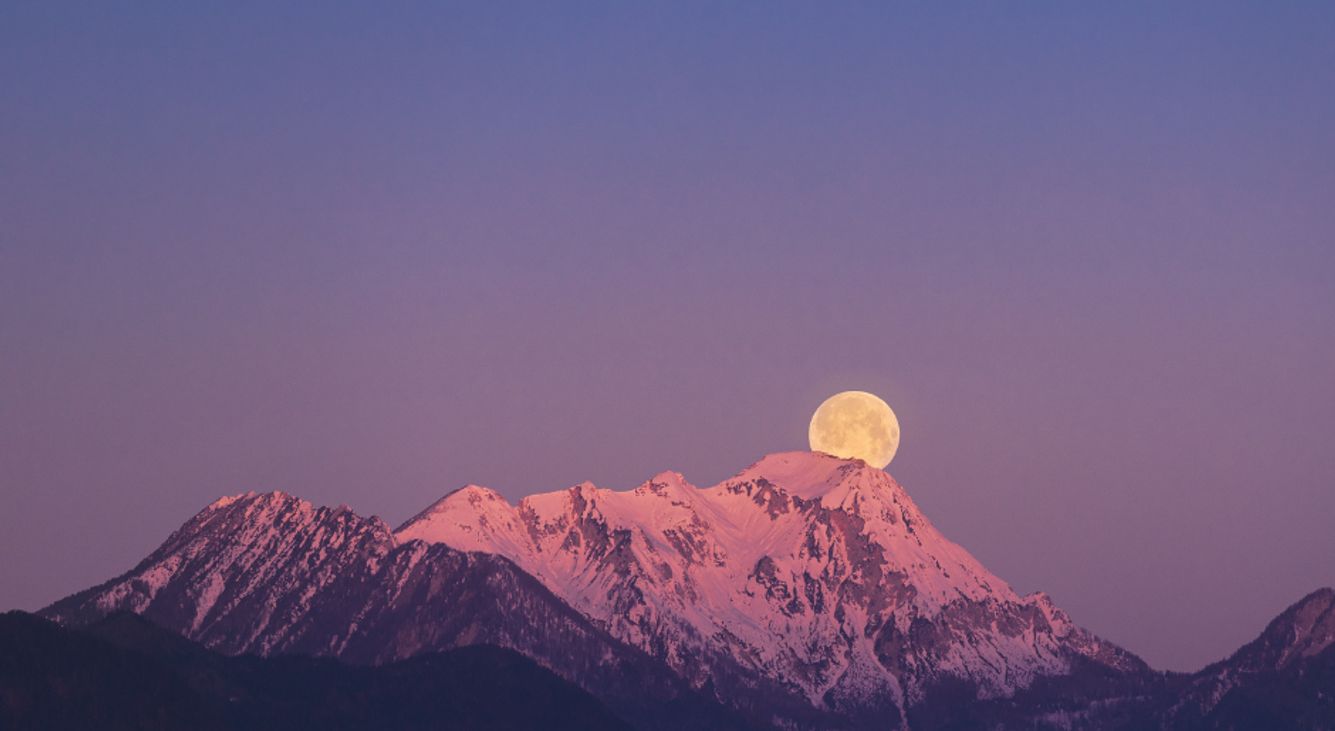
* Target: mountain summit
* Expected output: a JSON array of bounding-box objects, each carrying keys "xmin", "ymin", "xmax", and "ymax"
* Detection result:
[
  {"xmin": 397, "ymin": 451, "xmax": 1142, "ymax": 724},
  {"xmin": 44, "ymin": 452, "xmax": 1143, "ymax": 728}
]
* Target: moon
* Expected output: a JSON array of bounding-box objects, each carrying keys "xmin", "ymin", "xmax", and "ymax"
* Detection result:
[{"xmin": 808, "ymin": 391, "xmax": 900, "ymax": 469}]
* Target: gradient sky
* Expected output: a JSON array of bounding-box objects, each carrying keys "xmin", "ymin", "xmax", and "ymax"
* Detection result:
[{"xmin": 3, "ymin": 2, "xmax": 1334, "ymax": 672}]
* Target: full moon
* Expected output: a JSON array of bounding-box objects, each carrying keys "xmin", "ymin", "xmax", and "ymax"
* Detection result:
[{"xmin": 808, "ymin": 391, "xmax": 900, "ymax": 469}]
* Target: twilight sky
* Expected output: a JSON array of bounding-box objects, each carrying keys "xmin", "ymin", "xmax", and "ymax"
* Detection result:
[{"xmin": 3, "ymin": 2, "xmax": 1333, "ymax": 672}]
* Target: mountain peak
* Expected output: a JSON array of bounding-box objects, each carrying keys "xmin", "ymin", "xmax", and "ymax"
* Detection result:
[
  {"xmin": 44, "ymin": 488, "xmax": 395, "ymax": 634},
  {"xmin": 648, "ymin": 469, "xmax": 691, "ymax": 486},
  {"xmin": 36, "ymin": 452, "xmax": 1326, "ymax": 728},
  {"xmin": 384, "ymin": 450, "xmax": 1142, "ymax": 713},
  {"xmin": 43, "ymin": 450, "xmax": 1155, "ymax": 727},
  {"xmin": 725, "ymin": 450, "xmax": 882, "ymax": 500},
  {"xmin": 1300, "ymin": 586, "xmax": 1335, "ymax": 605},
  {"xmin": 634, "ymin": 470, "xmax": 697, "ymax": 499},
  {"xmin": 205, "ymin": 489, "xmax": 305, "ymax": 512},
  {"xmin": 1227, "ymin": 586, "xmax": 1335, "ymax": 672},
  {"xmin": 395, "ymin": 483, "xmax": 527, "ymax": 554}
]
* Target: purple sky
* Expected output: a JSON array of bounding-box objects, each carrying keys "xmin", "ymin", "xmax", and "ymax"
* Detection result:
[{"xmin": 3, "ymin": 3, "xmax": 1333, "ymax": 672}]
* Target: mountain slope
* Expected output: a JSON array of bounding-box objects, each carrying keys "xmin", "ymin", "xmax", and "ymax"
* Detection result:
[
  {"xmin": 41, "ymin": 452, "xmax": 1143, "ymax": 727},
  {"xmin": 29, "ymin": 452, "xmax": 1335, "ymax": 729},
  {"xmin": 1162, "ymin": 588, "xmax": 1335, "ymax": 729},
  {"xmin": 395, "ymin": 451, "xmax": 1143, "ymax": 723},
  {"xmin": 0, "ymin": 610, "xmax": 631, "ymax": 731},
  {"xmin": 933, "ymin": 587, "xmax": 1335, "ymax": 730},
  {"xmin": 41, "ymin": 492, "xmax": 745, "ymax": 731}
]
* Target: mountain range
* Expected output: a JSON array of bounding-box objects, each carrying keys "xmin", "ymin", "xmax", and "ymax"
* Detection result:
[{"xmin": 31, "ymin": 452, "xmax": 1335, "ymax": 729}]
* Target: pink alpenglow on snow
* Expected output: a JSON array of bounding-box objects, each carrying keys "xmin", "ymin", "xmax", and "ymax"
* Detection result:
[{"xmin": 396, "ymin": 451, "xmax": 1142, "ymax": 712}]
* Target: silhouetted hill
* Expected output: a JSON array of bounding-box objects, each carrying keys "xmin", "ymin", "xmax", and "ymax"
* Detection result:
[
  {"xmin": 0, "ymin": 611, "xmax": 630, "ymax": 731},
  {"xmin": 12, "ymin": 591, "xmax": 1335, "ymax": 728}
]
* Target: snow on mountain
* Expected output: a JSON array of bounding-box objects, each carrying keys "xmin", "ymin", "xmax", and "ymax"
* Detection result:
[
  {"xmin": 41, "ymin": 491, "xmax": 742, "ymax": 730},
  {"xmin": 396, "ymin": 451, "xmax": 1143, "ymax": 720},
  {"xmin": 34, "ymin": 453, "xmax": 1335, "ymax": 729},
  {"xmin": 46, "ymin": 491, "xmax": 397, "ymax": 652}
]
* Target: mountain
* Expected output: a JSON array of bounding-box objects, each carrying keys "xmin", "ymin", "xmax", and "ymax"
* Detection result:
[
  {"xmin": 1161, "ymin": 588, "xmax": 1335, "ymax": 729},
  {"xmin": 0, "ymin": 610, "xmax": 630, "ymax": 730},
  {"xmin": 41, "ymin": 491, "xmax": 745, "ymax": 730},
  {"xmin": 48, "ymin": 451, "xmax": 1284, "ymax": 728},
  {"xmin": 918, "ymin": 587, "xmax": 1335, "ymax": 730},
  {"xmin": 396, "ymin": 452, "xmax": 1144, "ymax": 724}
]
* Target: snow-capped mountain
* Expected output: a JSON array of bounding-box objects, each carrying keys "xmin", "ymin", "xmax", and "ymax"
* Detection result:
[
  {"xmin": 395, "ymin": 451, "xmax": 1142, "ymax": 723},
  {"xmin": 42, "ymin": 451, "xmax": 1145, "ymax": 728},
  {"xmin": 41, "ymin": 492, "xmax": 741, "ymax": 730}
]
